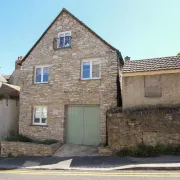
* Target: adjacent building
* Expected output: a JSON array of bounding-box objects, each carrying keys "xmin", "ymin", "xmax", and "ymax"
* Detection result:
[
  {"xmin": 122, "ymin": 56, "xmax": 180, "ymax": 109},
  {"xmin": 0, "ymin": 74, "xmax": 19, "ymax": 139}
]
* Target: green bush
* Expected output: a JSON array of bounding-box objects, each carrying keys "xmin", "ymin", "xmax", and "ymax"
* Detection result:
[
  {"xmin": 5, "ymin": 134, "xmax": 58, "ymax": 145},
  {"xmin": 117, "ymin": 148, "xmax": 134, "ymax": 156},
  {"xmin": 117, "ymin": 143, "xmax": 180, "ymax": 157},
  {"xmin": 154, "ymin": 144, "xmax": 166, "ymax": 154},
  {"xmin": 6, "ymin": 134, "xmax": 32, "ymax": 142},
  {"xmin": 32, "ymin": 139, "xmax": 58, "ymax": 145},
  {"xmin": 134, "ymin": 143, "xmax": 159, "ymax": 157},
  {"xmin": 171, "ymin": 145, "xmax": 180, "ymax": 155}
]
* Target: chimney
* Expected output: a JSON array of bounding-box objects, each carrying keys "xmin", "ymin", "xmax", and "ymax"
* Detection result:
[
  {"xmin": 15, "ymin": 56, "xmax": 23, "ymax": 70},
  {"xmin": 125, "ymin": 56, "xmax": 130, "ymax": 62}
]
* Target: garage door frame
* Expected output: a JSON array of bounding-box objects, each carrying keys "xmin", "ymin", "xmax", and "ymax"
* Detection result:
[{"xmin": 65, "ymin": 105, "xmax": 100, "ymax": 146}]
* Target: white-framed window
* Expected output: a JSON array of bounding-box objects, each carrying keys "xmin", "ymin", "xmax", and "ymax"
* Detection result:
[
  {"xmin": 34, "ymin": 66, "xmax": 49, "ymax": 84},
  {"xmin": 33, "ymin": 106, "xmax": 47, "ymax": 125},
  {"xmin": 58, "ymin": 31, "xmax": 71, "ymax": 48},
  {"xmin": 81, "ymin": 59, "xmax": 100, "ymax": 80}
]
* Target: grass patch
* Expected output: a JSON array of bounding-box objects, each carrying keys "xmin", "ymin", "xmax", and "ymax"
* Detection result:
[
  {"xmin": 5, "ymin": 134, "xmax": 58, "ymax": 145},
  {"xmin": 117, "ymin": 143, "xmax": 180, "ymax": 157}
]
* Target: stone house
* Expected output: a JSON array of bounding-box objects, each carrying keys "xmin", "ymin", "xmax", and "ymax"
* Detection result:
[
  {"xmin": 18, "ymin": 8, "xmax": 123, "ymax": 145},
  {"xmin": 122, "ymin": 56, "xmax": 180, "ymax": 109},
  {"xmin": 0, "ymin": 74, "xmax": 20, "ymax": 140}
]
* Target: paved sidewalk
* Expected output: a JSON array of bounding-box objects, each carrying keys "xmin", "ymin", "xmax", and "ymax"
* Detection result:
[
  {"xmin": 0, "ymin": 156, "xmax": 180, "ymax": 171},
  {"xmin": 54, "ymin": 144, "xmax": 99, "ymax": 157}
]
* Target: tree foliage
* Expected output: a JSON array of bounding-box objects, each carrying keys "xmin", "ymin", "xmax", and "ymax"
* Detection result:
[{"xmin": 177, "ymin": 52, "xmax": 180, "ymax": 56}]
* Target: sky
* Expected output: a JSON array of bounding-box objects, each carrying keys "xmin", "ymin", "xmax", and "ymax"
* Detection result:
[{"xmin": 0, "ymin": 0, "xmax": 180, "ymax": 75}]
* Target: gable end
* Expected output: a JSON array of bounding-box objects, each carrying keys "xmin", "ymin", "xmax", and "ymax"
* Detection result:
[{"xmin": 20, "ymin": 8, "xmax": 120, "ymax": 65}]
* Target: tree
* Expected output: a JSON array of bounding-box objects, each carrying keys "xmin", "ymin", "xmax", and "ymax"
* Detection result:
[{"xmin": 177, "ymin": 52, "xmax": 180, "ymax": 56}]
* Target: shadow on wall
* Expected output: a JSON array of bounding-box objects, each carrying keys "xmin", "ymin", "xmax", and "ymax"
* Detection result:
[{"xmin": 117, "ymin": 75, "xmax": 122, "ymax": 107}]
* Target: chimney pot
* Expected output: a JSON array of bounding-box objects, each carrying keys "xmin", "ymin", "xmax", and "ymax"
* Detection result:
[
  {"xmin": 15, "ymin": 56, "xmax": 23, "ymax": 70},
  {"xmin": 125, "ymin": 56, "xmax": 130, "ymax": 62},
  {"xmin": 18, "ymin": 56, "xmax": 23, "ymax": 61}
]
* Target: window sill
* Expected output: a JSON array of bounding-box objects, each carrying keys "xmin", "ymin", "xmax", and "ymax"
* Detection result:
[
  {"xmin": 30, "ymin": 124, "xmax": 48, "ymax": 127},
  {"xmin": 81, "ymin": 78, "xmax": 101, "ymax": 81},
  {"xmin": 56, "ymin": 46, "xmax": 71, "ymax": 50},
  {"xmin": 34, "ymin": 82, "xmax": 49, "ymax": 84}
]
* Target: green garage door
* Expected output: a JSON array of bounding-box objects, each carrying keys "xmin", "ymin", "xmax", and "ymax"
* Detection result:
[{"xmin": 66, "ymin": 106, "xmax": 100, "ymax": 146}]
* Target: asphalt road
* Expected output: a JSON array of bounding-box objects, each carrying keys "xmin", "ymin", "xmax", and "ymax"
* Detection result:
[{"xmin": 0, "ymin": 170, "xmax": 180, "ymax": 180}]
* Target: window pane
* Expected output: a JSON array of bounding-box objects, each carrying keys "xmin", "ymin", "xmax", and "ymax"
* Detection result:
[
  {"xmin": 34, "ymin": 118, "xmax": 40, "ymax": 123},
  {"xmin": 43, "ymin": 67, "xmax": 49, "ymax": 82},
  {"xmin": 83, "ymin": 62, "xmax": 90, "ymax": 70},
  {"xmin": 34, "ymin": 107, "xmax": 41, "ymax": 123},
  {"xmin": 42, "ymin": 118, "xmax": 47, "ymax": 124},
  {"xmin": 83, "ymin": 62, "xmax": 90, "ymax": 79},
  {"xmin": 36, "ymin": 68, "xmax": 41, "ymax": 82},
  {"xmin": 65, "ymin": 32, "xmax": 70, "ymax": 36},
  {"xmin": 83, "ymin": 70, "xmax": 90, "ymax": 79},
  {"xmin": 59, "ymin": 37, "xmax": 64, "ymax": 48},
  {"xmin": 41, "ymin": 107, "xmax": 47, "ymax": 124},
  {"xmin": 60, "ymin": 34, "xmax": 64, "ymax": 37},
  {"xmin": 65, "ymin": 36, "xmax": 71, "ymax": 47},
  {"xmin": 92, "ymin": 61, "xmax": 100, "ymax": 78},
  {"xmin": 41, "ymin": 107, "xmax": 47, "ymax": 118},
  {"xmin": 35, "ymin": 107, "xmax": 41, "ymax": 117}
]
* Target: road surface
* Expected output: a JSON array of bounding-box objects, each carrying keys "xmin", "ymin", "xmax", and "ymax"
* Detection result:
[{"xmin": 0, "ymin": 170, "xmax": 179, "ymax": 179}]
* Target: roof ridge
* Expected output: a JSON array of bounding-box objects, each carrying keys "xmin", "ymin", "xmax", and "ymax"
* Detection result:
[{"xmin": 129, "ymin": 55, "xmax": 180, "ymax": 62}]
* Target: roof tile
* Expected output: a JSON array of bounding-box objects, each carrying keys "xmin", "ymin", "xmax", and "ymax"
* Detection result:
[{"xmin": 123, "ymin": 56, "xmax": 180, "ymax": 73}]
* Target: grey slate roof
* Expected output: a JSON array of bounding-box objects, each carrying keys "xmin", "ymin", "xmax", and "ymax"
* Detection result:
[{"xmin": 123, "ymin": 56, "xmax": 180, "ymax": 73}]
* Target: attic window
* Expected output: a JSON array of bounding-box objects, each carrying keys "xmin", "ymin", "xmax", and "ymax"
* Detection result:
[{"xmin": 57, "ymin": 31, "xmax": 71, "ymax": 48}]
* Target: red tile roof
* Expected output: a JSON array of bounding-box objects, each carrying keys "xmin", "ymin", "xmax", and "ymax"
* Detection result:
[
  {"xmin": 123, "ymin": 56, "xmax": 180, "ymax": 73},
  {"xmin": 3, "ymin": 75, "xmax": 10, "ymax": 81}
]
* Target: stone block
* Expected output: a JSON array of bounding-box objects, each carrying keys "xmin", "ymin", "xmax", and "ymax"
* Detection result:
[
  {"xmin": 107, "ymin": 111, "xmax": 180, "ymax": 151},
  {"xmin": 0, "ymin": 141, "xmax": 61, "ymax": 157}
]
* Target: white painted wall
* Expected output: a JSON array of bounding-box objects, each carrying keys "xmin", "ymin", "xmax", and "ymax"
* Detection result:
[{"xmin": 0, "ymin": 99, "xmax": 19, "ymax": 140}]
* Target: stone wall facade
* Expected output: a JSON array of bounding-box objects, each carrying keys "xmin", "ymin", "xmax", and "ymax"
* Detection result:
[
  {"xmin": 19, "ymin": 10, "xmax": 119, "ymax": 144},
  {"xmin": 9, "ymin": 69, "xmax": 21, "ymax": 86},
  {"xmin": 122, "ymin": 73, "xmax": 180, "ymax": 109},
  {"xmin": 0, "ymin": 99, "xmax": 19, "ymax": 140},
  {"xmin": 1, "ymin": 141, "xmax": 61, "ymax": 157},
  {"xmin": 107, "ymin": 108, "xmax": 180, "ymax": 151}
]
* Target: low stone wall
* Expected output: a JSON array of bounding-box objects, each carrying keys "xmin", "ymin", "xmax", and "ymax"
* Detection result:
[
  {"xmin": 107, "ymin": 107, "xmax": 180, "ymax": 151},
  {"xmin": 0, "ymin": 141, "xmax": 61, "ymax": 157}
]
